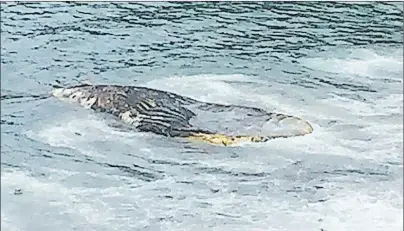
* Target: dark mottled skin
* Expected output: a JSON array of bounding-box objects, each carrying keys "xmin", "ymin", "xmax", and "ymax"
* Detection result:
[{"xmin": 58, "ymin": 84, "xmax": 297, "ymax": 138}]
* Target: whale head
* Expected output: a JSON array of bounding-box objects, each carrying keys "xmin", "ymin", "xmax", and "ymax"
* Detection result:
[
  {"xmin": 51, "ymin": 84, "xmax": 98, "ymax": 109},
  {"xmin": 51, "ymin": 84, "xmax": 133, "ymax": 117}
]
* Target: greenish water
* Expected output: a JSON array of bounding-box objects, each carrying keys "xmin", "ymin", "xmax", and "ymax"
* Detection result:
[{"xmin": 1, "ymin": 2, "xmax": 403, "ymax": 231}]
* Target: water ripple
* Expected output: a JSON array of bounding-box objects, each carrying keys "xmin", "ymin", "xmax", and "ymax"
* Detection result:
[{"xmin": 1, "ymin": 2, "xmax": 402, "ymax": 231}]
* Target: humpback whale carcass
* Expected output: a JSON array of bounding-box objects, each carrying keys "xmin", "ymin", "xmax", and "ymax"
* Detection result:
[{"xmin": 51, "ymin": 84, "xmax": 313, "ymax": 146}]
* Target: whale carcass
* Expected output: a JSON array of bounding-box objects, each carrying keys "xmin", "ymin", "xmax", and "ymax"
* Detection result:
[{"xmin": 51, "ymin": 84, "xmax": 313, "ymax": 146}]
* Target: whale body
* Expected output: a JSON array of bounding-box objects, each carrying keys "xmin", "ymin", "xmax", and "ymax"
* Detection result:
[{"xmin": 51, "ymin": 84, "xmax": 313, "ymax": 146}]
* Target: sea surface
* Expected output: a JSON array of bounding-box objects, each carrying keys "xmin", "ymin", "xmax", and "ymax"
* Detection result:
[{"xmin": 1, "ymin": 2, "xmax": 403, "ymax": 231}]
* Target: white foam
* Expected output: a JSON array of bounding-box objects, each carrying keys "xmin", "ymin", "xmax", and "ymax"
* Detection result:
[
  {"xmin": 303, "ymin": 188, "xmax": 403, "ymax": 231},
  {"xmin": 1, "ymin": 170, "xmax": 116, "ymax": 229},
  {"xmin": 1, "ymin": 211, "xmax": 21, "ymax": 231},
  {"xmin": 144, "ymin": 74, "xmax": 263, "ymax": 105},
  {"xmin": 1, "ymin": 169, "xmax": 161, "ymax": 230},
  {"xmin": 21, "ymin": 47, "xmax": 402, "ymax": 231},
  {"xmin": 301, "ymin": 48, "xmax": 403, "ymax": 81},
  {"xmin": 25, "ymin": 112, "xmax": 150, "ymax": 159}
]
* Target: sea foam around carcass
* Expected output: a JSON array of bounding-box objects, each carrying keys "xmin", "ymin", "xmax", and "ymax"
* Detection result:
[{"xmin": 20, "ymin": 47, "xmax": 402, "ymax": 231}]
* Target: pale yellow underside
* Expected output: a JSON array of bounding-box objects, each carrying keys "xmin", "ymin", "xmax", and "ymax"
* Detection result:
[{"xmin": 186, "ymin": 122, "xmax": 313, "ymax": 146}]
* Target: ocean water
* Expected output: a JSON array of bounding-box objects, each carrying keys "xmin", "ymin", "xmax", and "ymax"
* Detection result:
[{"xmin": 1, "ymin": 2, "xmax": 403, "ymax": 231}]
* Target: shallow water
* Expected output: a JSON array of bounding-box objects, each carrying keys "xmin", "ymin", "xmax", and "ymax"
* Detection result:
[{"xmin": 1, "ymin": 2, "xmax": 403, "ymax": 231}]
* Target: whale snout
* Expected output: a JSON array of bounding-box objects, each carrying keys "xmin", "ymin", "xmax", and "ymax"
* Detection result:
[
  {"xmin": 51, "ymin": 86, "xmax": 98, "ymax": 109},
  {"xmin": 51, "ymin": 86, "xmax": 91, "ymax": 99},
  {"xmin": 51, "ymin": 88, "xmax": 68, "ymax": 98},
  {"xmin": 51, "ymin": 87, "xmax": 82, "ymax": 99}
]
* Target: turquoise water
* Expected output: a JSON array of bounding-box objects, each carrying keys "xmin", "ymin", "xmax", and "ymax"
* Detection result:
[{"xmin": 1, "ymin": 2, "xmax": 403, "ymax": 231}]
